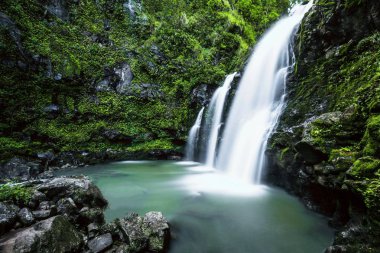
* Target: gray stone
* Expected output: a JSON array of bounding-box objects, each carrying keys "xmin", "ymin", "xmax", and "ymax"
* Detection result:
[
  {"xmin": 87, "ymin": 233, "xmax": 113, "ymax": 253},
  {"xmin": 118, "ymin": 213, "xmax": 147, "ymax": 251},
  {"xmin": 114, "ymin": 63, "xmax": 134, "ymax": 94},
  {"xmin": 96, "ymin": 79, "xmax": 112, "ymax": 92},
  {"xmin": 32, "ymin": 210, "xmax": 51, "ymax": 220},
  {"xmin": 0, "ymin": 12, "xmax": 24, "ymax": 56},
  {"xmin": 43, "ymin": 104, "xmax": 60, "ymax": 113},
  {"xmin": 191, "ymin": 84, "xmax": 212, "ymax": 106},
  {"xmin": 31, "ymin": 191, "xmax": 47, "ymax": 203},
  {"xmin": 78, "ymin": 208, "xmax": 104, "ymax": 226},
  {"xmin": 0, "ymin": 215, "xmax": 83, "ymax": 252},
  {"xmin": 18, "ymin": 208, "xmax": 35, "ymax": 226},
  {"xmin": 0, "ymin": 203, "xmax": 19, "ymax": 236},
  {"xmin": 46, "ymin": 0, "xmax": 70, "ymax": 21},
  {"xmin": 37, "ymin": 151, "xmax": 55, "ymax": 161},
  {"xmin": 0, "ymin": 157, "xmax": 40, "ymax": 182},
  {"xmin": 143, "ymin": 211, "xmax": 170, "ymax": 252},
  {"xmin": 116, "ymin": 212, "xmax": 170, "ymax": 252},
  {"xmin": 57, "ymin": 197, "xmax": 77, "ymax": 215},
  {"xmin": 37, "ymin": 177, "xmax": 108, "ymax": 208}
]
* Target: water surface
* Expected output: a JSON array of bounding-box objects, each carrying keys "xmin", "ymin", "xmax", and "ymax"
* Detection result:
[{"xmin": 58, "ymin": 161, "xmax": 333, "ymax": 253}]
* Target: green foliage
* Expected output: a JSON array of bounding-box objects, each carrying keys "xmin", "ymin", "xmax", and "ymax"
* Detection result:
[
  {"xmin": 348, "ymin": 157, "xmax": 380, "ymax": 179},
  {"xmin": 127, "ymin": 139, "xmax": 176, "ymax": 152},
  {"xmin": 0, "ymin": 0, "xmax": 289, "ymax": 158},
  {"xmin": 0, "ymin": 183, "xmax": 32, "ymax": 203}
]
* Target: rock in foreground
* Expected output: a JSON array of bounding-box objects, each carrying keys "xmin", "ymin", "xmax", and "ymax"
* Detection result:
[{"xmin": 0, "ymin": 176, "xmax": 170, "ymax": 252}]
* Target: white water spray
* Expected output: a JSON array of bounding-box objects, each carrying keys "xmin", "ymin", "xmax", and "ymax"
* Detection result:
[
  {"xmin": 185, "ymin": 107, "xmax": 205, "ymax": 161},
  {"xmin": 216, "ymin": 2, "xmax": 313, "ymax": 184}
]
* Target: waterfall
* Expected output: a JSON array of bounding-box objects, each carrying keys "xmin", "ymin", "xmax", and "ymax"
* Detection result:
[
  {"xmin": 184, "ymin": 2, "xmax": 313, "ymax": 184},
  {"xmin": 216, "ymin": 2, "xmax": 313, "ymax": 183},
  {"xmin": 185, "ymin": 107, "xmax": 205, "ymax": 161},
  {"xmin": 205, "ymin": 73, "xmax": 237, "ymax": 167}
]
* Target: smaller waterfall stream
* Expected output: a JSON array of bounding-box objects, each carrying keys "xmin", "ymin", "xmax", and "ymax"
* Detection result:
[
  {"xmin": 205, "ymin": 73, "xmax": 237, "ymax": 167},
  {"xmin": 185, "ymin": 107, "xmax": 205, "ymax": 161}
]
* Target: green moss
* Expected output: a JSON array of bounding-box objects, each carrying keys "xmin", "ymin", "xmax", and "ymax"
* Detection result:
[
  {"xmin": 280, "ymin": 147, "xmax": 290, "ymax": 161},
  {"xmin": 347, "ymin": 157, "xmax": 380, "ymax": 179},
  {"xmin": 127, "ymin": 139, "xmax": 175, "ymax": 152},
  {"xmin": 0, "ymin": 0, "xmax": 289, "ymax": 159},
  {"xmin": 329, "ymin": 147, "xmax": 357, "ymax": 171},
  {"xmin": 363, "ymin": 179, "xmax": 380, "ymax": 210}
]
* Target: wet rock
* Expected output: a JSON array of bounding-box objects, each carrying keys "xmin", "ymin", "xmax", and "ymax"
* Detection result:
[
  {"xmin": 29, "ymin": 190, "xmax": 46, "ymax": 205},
  {"xmin": 142, "ymin": 211, "xmax": 170, "ymax": 252},
  {"xmin": 38, "ymin": 201, "xmax": 51, "ymax": 210},
  {"xmin": 118, "ymin": 213, "xmax": 147, "ymax": 252},
  {"xmin": 87, "ymin": 233, "xmax": 113, "ymax": 253},
  {"xmin": 32, "ymin": 210, "xmax": 51, "ymax": 220},
  {"xmin": 191, "ymin": 84, "xmax": 213, "ymax": 106},
  {"xmin": 45, "ymin": 0, "xmax": 70, "ymax": 21},
  {"xmin": 123, "ymin": 0, "xmax": 141, "ymax": 18},
  {"xmin": 43, "ymin": 104, "xmax": 60, "ymax": 115},
  {"xmin": 0, "ymin": 12, "xmax": 24, "ymax": 56},
  {"xmin": 18, "ymin": 208, "xmax": 35, "ymax": 226},
  {"xmin": 37, "ymin": 176, "xmax": 108, "ymax": 208},
  {"xmin": 78, "ymin": 207, "xmax": 105, "ymax": 226},
  {"xmin": 101, "ymin": 129, "xmax": 133, "ymax": 144},
  {"xmin": 0, "ymin": 215, "xmax": 83, "ymax": 252},
  {"xmin": 57, "ymin": 197, "xmax": 77, "ymax": 215},
  {"xmin": 88, "ymin": 223, "xmax": 99, "ymax": 238},
  {"xmin": 96, "ymin": 79, "xmax": 113, "ymax": 92},
  {"xmin": 0, "ymin": 203, "xmax": 19, "ymax": 236},
  {"xmin": 0, "ymin": 157, "xmax": 40, "ymax": 182},
  {"xmin": 324, "ymin": 245, "xmax": 348, "ymax": 253},
  {"xmin": 116, "ymin": 212, "xmax": 170, "ymax": 252},
  {"xmin": 114, "ymin": 63, "xmax": 134, "ymax": 94}
]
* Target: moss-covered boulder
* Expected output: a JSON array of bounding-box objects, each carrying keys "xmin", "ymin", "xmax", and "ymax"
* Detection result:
[{"xmin": 0, "ymin": 215, "xmax": 83, "ymax": 253}]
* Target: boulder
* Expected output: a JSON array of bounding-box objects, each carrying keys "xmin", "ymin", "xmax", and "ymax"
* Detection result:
[
  {"xmin": 45, "ymin": 0, "xmax": 70, "ymax": 21},
  {"xmin": 87, "ymin": 233, "xmax": 113, "ymax": 253},
  {"xmin": 0, "ymin": 203, "xmax": 19, "ymax": 236},
  {"xmin": 32, "ymin": 210, "xmax": 51, "ymax": 220},
  {"xmin": 142, "ymin": 211, "xmax": 170, "ymax": 252},
  {"xmin": 78, "ymin": 207, "xmax": 104, "ymax": 226},
  {"xmin": 114, "ymin": 63, "xmax": 134, "ymax": 94},
  {"xmin": 0, "ymin": 215, "xmax": 83, "ymax": 252},
  {"xmin": 57, "ymin": 197, "xmax": 77, "ymax": 215},
  {"xmin": 0, "ymin": 12, "xmax": 24, "ymax": 57},
  {"xmin": 118, "ymin": 213, "xmax": 147, "ymax": 252},
  {"xmin": 36, "ymin": 176, "xmax": 108, "ymax": 208},
  {"xmin": 116, "ymin": 212, "xmax": 169, "ymax": 253},
  {"xmin": 0, "ymin": 157, "xmax": 41, "ymax": 182},
  {"xmin": 17, "ymin": 208, "xmax": 35, "ymax": 226},
  {"xmin": 191, "ymin": 84, "xmax": 212, "ymax": 106}
]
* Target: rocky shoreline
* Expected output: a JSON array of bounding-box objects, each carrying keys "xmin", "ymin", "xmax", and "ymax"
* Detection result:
[{"xmin": 0, "ymin": 176, "xmax": 170, "ymax": 253}]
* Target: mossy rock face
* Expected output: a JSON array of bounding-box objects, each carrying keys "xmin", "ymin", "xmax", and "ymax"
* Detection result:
[
  {"xmin": 267, "ymin": 0, "xmax": 380, "ymax": 251},
  {"xmin": 0, "ymin": 0, "xmax": 288, "ymax": 162},
  {"xmin": 3, "ymin": 215, "xmax": 83, "ymax": 253}
]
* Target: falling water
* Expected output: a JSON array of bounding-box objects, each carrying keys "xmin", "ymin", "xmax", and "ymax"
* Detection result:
[
  {"xmin": 185, "ymin": 107, "xmax": 205, "ymax": 161},
  {"xmin": 205, "ymin": 73, "xmax": 237, "ymax": 167},
  {"xmin": 215, "ymin": 2, "xmax": 314, "ymax": 183}
]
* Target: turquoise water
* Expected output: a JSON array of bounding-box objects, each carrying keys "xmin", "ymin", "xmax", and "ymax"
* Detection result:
[{"xmin": 57, "ymin": 161, "xmax": 334, "ymax": 253}]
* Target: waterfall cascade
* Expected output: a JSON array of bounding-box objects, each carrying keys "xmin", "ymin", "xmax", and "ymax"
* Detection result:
[
  {"xmin": 185, "ymin": 2, "xmax": 313, "ymax": 184},
  {"xmin": 205, "ymin": 73, "xmax": 237, "ymax": 167},
  {"xmin": 185, "ymin": 107, "xmax": 205, "ymax": 161}
]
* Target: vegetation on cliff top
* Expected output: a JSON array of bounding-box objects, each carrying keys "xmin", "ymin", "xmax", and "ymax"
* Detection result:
[{"xmin": 0, "ymin": 0, "xmax": 288, "ymax": 161}]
